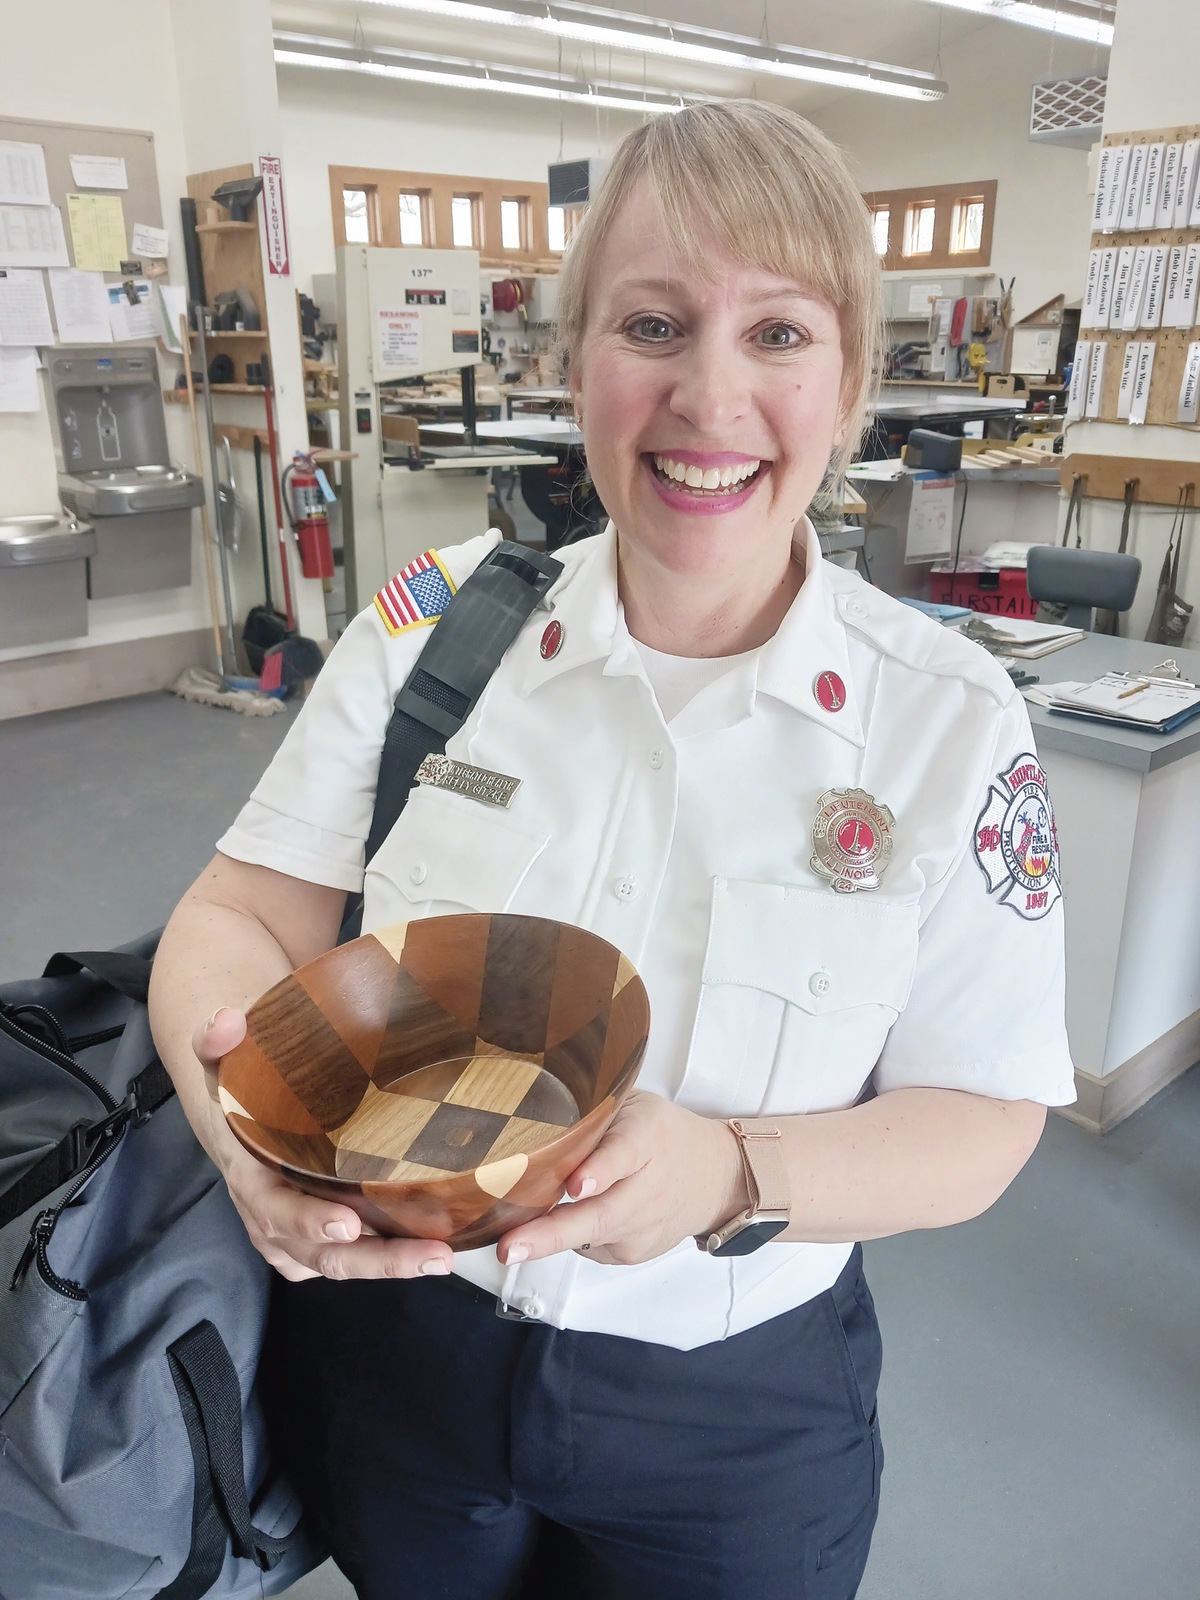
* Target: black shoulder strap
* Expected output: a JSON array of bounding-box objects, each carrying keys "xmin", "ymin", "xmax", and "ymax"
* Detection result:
[{"xmin": 341, "ymin": 540, "xmax": 562, "ymax": 942}]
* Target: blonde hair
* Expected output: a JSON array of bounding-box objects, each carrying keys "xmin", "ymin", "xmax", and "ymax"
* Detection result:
[{"xmin": 556, "ymin": 99, "xmax": 884, "ymax": 479}]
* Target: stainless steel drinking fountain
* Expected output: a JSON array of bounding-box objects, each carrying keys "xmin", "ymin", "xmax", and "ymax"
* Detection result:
[{"xmin": 48, "ymin": 347, "xmax": 204, "ymax": 598}]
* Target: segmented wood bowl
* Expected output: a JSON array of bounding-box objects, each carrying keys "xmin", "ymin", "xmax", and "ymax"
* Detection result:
[{"xmin": 217, "ymin": 913, "xmax": 650, "ymax": 1249}]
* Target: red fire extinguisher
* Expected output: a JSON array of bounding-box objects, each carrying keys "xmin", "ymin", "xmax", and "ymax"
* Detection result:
[{"xmin": 281, "ymin": 452, "xmax": 334, "ymax": 581}]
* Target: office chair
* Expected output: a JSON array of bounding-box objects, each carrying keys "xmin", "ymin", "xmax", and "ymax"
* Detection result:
[{"xmin": 1025, "ymin": 545, "xmax": 1142, "ymax": 631}]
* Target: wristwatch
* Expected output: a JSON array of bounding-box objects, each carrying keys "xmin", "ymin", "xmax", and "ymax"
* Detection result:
[{"xmin": 703, "ymin": 1119, "xmax": 790, "ymax": 1257}]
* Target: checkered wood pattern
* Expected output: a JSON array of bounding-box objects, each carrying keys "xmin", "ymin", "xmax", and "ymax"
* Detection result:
[{"xmin": 218, "ymin": 914, "xmax": 648, "ymax": 1243}]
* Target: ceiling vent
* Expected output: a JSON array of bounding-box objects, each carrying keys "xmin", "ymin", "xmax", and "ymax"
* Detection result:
[{"xmin": 1030, "ymin": 73, "xmax": 1107, "ymax": 148}]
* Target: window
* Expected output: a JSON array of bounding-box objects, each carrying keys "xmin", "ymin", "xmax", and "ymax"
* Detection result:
[
  {"xmin": 343, "ymin": 188, "xmax": 371, "ymax": 244},
  {"xmin": 903, "ymin": 202, "xmax": 936, "ymax": 257},
  {"xmin": 951, "ymin": 198, "xmax": 985, "ymax": 254},
  {"xmin": 451, "ymin": 194, "xmax": 478, "ymax": 248},
  {"xmin": 500, "ymin": 198, "xmax": 527, "ymax": 252},
  {"xmin": 547, "ymin": 205, "xmax": 567, "ymax": 254},
  {"xmin": 398, "ymin": 191, "xmax": 426, "ymax": 246},
  {"xmin": 870, "ymin": 207, "xmax": 890, "ymax": 256}
]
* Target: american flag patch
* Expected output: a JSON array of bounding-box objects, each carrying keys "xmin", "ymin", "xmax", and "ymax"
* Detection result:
[{"xmin": 374, "ymin": 550, "xmax": 456, "ymax": 636}]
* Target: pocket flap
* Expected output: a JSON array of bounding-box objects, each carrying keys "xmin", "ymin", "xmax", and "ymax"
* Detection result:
[
  {"xmin": 365, "ymin": 789, "xmax": 549, "ymax": 912},
  {"xmin": 703, "ymin": 879, "xmax": 919, "ymax": 1015}
]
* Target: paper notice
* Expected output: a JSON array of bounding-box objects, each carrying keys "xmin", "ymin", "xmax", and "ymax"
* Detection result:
[
  {"xmin": 1156, "ymin": 143, "xmax": 1182, "ymax": 229},
  {"xmin": 69, "ymin": 154, "xmax": 128, "ymax": 190},
  {"xmin": 1141, "ymin": 245, "xmax": 1169, "ymax": 329},
  {"xmin": 1066, "ymin": 341, "xmax": 1091, "ymax": 420},
  {"xmin": 907, "ymin": 282, "xmax": 942, "ymax": 316},
  {"xmin": 1109, "ymin": 246, "xmax": 1136, "ymax": 328},
  {"xmin": 1129, "ymin": 341, "xmax": 1156, "ymax": 425},
  {"xmin": 48, "ymin": 268, "xmax": 113, "ymax": 344},
  {"xmin": 1178, "ymin": 343, "xmax": 1200, "ymax": 424},
  {"xmin": 152, "ymin": 283, "xmax": 188, "ymax": 352},
  {"xmin": 0, "ymin": 346, "xmax": 40, "ymax": 412},
  {"xmin": 1139, "ymin": 143, "xmax": 1166, "ymax": 228},
  {"xmin": 376, "ymin": 306, "xmax": 423, "ymax": 372},
  {"xmin": 66, "ymin": 193, "xmax": 127, "ymax": 272},
  {"xmin": 0, "ymin": 141, "xmax": 50, "ymax": 206},
  {"xmin": 105, "ymin": 279, "xmax": 156, "ymax": 341},
  {"xmin": 0, "ymin": 204, "xmax": 68, "ymax": 268},
  {"xmin": 1122, "ymin": 247, "xmax": 1152, "ymax": 332},
  {"xmin": 130, "ymin": 222, "xmax": 168, "ymax": 259},
  {"xmin": 1173, "ymin": 140, "xmax": 1199, "ymax": 229},
  {"xmin": 0, "ymin": 268, "xmax": 54, "ymax": 345},
  {"xmin": 1116, "ymin": 342, "xmax": 1140, "ymax": 420},
  {"xmin": 1175, "ymin": 244, "xmax": 1200, "ymax": 331},
  {"xmin": 1120, "ymin": 145, "xmax": 1148, "ymax": 231},
  {"xmin": 1084, "ymin": 342, "xmax": 1107, "ymax": 418},
  {"xmin": 905, "ymin": 475, "xmax": 955, "ymax": 565}
]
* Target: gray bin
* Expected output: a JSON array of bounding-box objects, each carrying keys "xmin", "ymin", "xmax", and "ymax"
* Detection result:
[{"xmin": 0, "ymin": 515, "xmax": 97, "ymax": 649}]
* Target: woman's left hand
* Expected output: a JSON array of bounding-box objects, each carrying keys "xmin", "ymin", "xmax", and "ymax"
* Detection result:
[{"xmin": 496, "ymin": 1091, "xmax": 748, "ymax": 1267}]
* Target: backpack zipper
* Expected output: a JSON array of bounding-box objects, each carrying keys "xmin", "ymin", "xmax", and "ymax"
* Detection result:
[{"xmin": 0, "ymin": 1004, "xmax": 119, "ymax": 1114}]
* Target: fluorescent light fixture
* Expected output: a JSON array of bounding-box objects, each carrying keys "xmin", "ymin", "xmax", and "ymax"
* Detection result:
[
  {"xmin": 339, "ymin": 0, "xmax": 947, "ymax": 101},
  {"xmin": 273, "ymin": 33, "xmax": 692, "ymax": 114},
  {"xmin": 910, "ymin": 0, "xmax": 1114, "ymax": 47}
]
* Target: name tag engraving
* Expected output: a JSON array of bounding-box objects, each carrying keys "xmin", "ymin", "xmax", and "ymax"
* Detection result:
[{"xmin": 416, "ymin": 754, "xmax": 521, "ymax": 809}]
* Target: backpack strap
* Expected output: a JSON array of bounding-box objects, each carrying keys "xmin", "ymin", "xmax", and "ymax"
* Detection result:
[
  {"xmin": 41, "ymin": 949, "xmax": 155, "ymax": 1004},
  {"xmin": 341, "ymin": 540, "xmax": 562, "ymax": 941},
  {"xmin": 157, "ymin": 1320, "xmax": 291, "ymax": 1599}
]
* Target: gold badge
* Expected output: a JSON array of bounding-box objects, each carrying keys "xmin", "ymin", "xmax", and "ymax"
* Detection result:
[
  {"xmin": 810, "ymin": 788, "xmax": 894, "ymax": 894},
  {"xmin": 416, "ymin": 754, "xmax": 521, "ymax": 809}
]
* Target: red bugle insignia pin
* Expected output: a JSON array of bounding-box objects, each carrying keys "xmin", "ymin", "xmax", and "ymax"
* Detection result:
[{"xmin": 810, "ymin": 788, "xmax": 895, "ymax": 894}]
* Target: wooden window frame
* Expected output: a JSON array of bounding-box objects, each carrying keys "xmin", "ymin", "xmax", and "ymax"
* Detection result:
[
  {"xmin": 862, "ymin": 179, "xmax": 997, "ymax": 272},
  {"xmin": 330, "ymin": 166, "xmax": 554, "ymax": 266},
  {"xmin": 450, "ymin": 192, "xmax": 482, "ymax": 249},
  {"xmin": 342, "ymin": 184, "xmax": 380, "ymax": 246},
  {"xmin": 397, "ymin": 188, "xmax": 431, "ymax": 247}
]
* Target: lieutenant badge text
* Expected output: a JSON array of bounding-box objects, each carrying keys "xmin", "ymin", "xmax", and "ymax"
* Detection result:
[
  {"xmin": 416, "ymin": 754, "xmax": 521, "ymax": 809},
  {"xmin": 810, "ymin": 788, "xmax": 895, "ymax": 894},
  {"xmin": 974, "ymin": 754, "xmax": 1061, "ymax": 920}
]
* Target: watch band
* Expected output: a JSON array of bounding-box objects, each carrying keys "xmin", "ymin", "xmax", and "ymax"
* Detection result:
[{"xmin": 728, "ymin": 1118, "xmax": 789, "ymax": 1213}]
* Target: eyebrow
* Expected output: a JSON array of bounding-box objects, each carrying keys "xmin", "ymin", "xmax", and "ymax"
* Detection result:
[{"xmin": 610, "ymin": 276, "xmax": 827, "ymax": 306}]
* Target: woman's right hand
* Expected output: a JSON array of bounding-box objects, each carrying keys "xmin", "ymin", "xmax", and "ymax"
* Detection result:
[{"xmin": 192, "ymin": 1009, "xmax": 454, "ymax": 1284}]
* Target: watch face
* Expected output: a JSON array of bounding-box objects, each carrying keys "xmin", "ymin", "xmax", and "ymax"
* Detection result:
[{"xmin": 708, "ymin": 1217, "xmax": 789, "ymax": 1257}]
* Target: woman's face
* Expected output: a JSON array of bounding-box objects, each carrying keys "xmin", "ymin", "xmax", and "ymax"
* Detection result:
[{"xmin": 575, "ymin": 179, "xmax": 847, "ymax": 582}]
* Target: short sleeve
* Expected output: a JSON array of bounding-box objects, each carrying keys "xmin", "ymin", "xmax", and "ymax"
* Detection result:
[
  {"xmin": 872, "ymin": 692, "xmax": 1075, "ymax": 1107},
  {"xmin": 216, "ymin": 607, "xmax": 399, "ymax": 892}
]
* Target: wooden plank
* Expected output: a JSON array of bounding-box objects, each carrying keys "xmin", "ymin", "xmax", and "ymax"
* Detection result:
[{"xmin": 1059, "ymin": 452, "xmax": 1200, "ymax": 507}]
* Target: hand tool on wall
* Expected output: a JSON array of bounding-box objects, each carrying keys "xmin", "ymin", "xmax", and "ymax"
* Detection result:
[
  {"xmin": 178, "ymin": 313, "xmax": 227, "ymax": 677},
  {"xmin": 195, "ymin": 314, "xmax": 240, "ymax": 675},
  {"xmin": 241, "ymin": 435, "xmax": 292, "ymax": 673}
]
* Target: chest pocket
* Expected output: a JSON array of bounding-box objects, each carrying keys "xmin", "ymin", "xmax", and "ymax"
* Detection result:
[
  {"xmin": 363, "ymin": 787, "xmax": 549, "ymax": 923},
  {"xmin": 679, "ymin": 878, "xmax": 919, "ymax": 1117}
]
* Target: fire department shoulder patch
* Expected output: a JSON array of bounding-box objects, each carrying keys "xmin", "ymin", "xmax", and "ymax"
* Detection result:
[{"xmin": 973, "ymin": 754, "xmax": 1061, "ymax": 921}]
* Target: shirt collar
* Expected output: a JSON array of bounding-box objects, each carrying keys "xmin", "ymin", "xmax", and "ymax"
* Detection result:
[{"xmin": 510, "ymin": 518, "xmax": 865, "ymax": 748}]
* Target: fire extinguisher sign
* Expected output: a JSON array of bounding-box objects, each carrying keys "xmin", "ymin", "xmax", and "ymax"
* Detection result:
[{"xmin": 257, "ymin": 155, "xmax": 290, "ymax": 277}]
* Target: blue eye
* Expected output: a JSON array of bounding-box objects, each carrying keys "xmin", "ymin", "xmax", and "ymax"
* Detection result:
[
  {"xmin": 626, "ymin": 315, "xmax": 674, "ymax": 342},
  {"xmin": 757, "ymin": 323, "xmax": 807, "ymax": 349}
]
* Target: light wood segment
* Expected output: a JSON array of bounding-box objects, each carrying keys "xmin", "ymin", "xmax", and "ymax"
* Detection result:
[{"xmin": 444, "ymin": 1055, "xmax": 543, "ymax": 1116}]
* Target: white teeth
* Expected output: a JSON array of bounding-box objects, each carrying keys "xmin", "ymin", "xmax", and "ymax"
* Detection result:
[
  {"xmin": 684, "ymin": 464, "xmax": 704, "ymax": 487},
  {"xmin": 701, "ymin": 467, "xmax": 722, "ymax": 489},
  {"xmin": 719, "ymin": 466, "xmax": 733, "ymax": 487},
  {"xmin": 672, "ymin": 460, "xmax": 687, "ymax": 481},
  {"xmin": 653, "ymin": 454, "xmax": 763, "ymax": 490}
]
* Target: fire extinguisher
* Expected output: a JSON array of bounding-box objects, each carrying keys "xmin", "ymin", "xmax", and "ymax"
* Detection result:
[{"xmin": 281, "ymin": 452, "xmax": 334, "ymax": 581}]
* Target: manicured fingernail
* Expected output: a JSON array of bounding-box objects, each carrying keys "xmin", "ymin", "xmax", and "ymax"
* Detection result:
[
  {"xmin": 504, "ymin": 1244, "xmax": 530, "ymax": 1265},
  {"xmin": 324, "ymin": 1221, "xmax": 354, "ymax": 1241},
  {"xmin": 577, "ymin": 1177, "xmax": 597, "ymax": 1198},
  {"xmin": 420, "ymin": 1258, "xmax": 450, "ymax": 1275}
]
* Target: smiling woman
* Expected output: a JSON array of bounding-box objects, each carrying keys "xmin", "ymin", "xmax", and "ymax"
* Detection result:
[{"xmin": 150, "ymin": 97, "xmax": 1073, "ymax": 1600}]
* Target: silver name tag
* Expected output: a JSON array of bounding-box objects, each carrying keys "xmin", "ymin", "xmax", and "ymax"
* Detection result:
[{"xmin": 415, "ymin": 754, "xmax": 521, "ymax": 809}]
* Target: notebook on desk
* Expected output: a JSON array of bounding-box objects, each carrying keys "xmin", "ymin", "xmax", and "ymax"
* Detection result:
[{"xmin": 1042, "ymin": 672, "xmax": 1200, "ymax": 733}]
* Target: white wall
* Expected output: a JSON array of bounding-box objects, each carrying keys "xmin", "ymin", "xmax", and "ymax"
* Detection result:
[
  {"xmin": 277, "ymin": 64, "xmax": 647, "ymax": 296},
  {"xmin": 812, "ymin": 24, "xmax": 1100, "ymax": 323}
]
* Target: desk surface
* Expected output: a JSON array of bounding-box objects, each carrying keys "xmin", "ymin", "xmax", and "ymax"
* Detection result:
[
  {"xmin": 1019, "ymin": 634, "xmax": 1200, "ymax": 773},
  {"xmin": 422, "ymin": 419, "xmax": 582, "ymax": 448}
]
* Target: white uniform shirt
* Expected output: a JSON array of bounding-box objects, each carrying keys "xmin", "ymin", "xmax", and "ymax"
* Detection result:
[{"xmin": 219, "ymin": 520, "xmax": 1075, "ymax": 1350}]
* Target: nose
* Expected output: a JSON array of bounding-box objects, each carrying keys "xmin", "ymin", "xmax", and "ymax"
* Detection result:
[{"xmin": 667, "ymin": 328, "xmax": 752, "ymax": 436}]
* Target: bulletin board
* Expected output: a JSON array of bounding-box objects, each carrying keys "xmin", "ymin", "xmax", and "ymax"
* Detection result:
[
  {"xmin": 1079, "ymin": 123, "xmax": 1200, "ymax": 428},
  {"xmin": 0, "ymin": 113, "xmax": 162, "ymax": 279}
]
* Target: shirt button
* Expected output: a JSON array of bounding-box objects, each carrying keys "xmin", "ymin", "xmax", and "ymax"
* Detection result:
[
  {"xmin": 613, "ymin": 876, "xmax": 638, "ymax": 902},
  {"xmin": 520, "ymin": 1296, "xmax": 544, "ymax": 1321},
  {"xmin": 649, "ymin": 748, "xmax": 665, "ymax": 769},
  {"xmin": 409, "ymin": 862, "xmax": 428, "ymax": 885},
  {"xmin": 846, "ymin": 598, "xmax": 867, "ymax": 619},
  {"xmin": 809, "ymin": 970, "xmax": 832, "ymax": 998}
]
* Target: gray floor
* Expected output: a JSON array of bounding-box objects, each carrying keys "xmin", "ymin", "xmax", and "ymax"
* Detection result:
[{"xmin": 2, "ymin": 692, "xmax": 1198, "ymax": 1600}]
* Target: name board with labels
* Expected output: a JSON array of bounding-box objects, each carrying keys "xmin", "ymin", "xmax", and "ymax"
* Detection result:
[{"xmin": 1087, "ymin": 122, "xmax": 1200, "ymax": 425}]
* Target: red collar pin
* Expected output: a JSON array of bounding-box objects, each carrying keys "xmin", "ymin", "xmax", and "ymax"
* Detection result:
[
  {"xmin": 814, "ymin": 671, "xmax": 846, "ymax": 713},
  {"xmin": 540, "ymin": 620, "xmax": 564, "ymax": 660}
]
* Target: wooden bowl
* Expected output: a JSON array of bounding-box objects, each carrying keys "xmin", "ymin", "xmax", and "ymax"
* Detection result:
[{"xmin": 217, "ymin": 913, "xmax": 650, "ymax": 1250}]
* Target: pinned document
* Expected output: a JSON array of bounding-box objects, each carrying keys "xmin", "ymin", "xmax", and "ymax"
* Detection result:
[
  {"xmin": 0, "ymin": 268, "xmax": 54, "ymax": 346},
  {"xmin": 130, "ymin": 222, "xmax": 168, "ymax": 259},
  {"xmin": 69, "ymin": 154, "xmax": 128, "ymax": 190},
  {"xmin": 66, "ymin": 193, "xmax": 126, "ymax": 272},
  {"xmin": 48, "ymin": 268, "xmax": 112, "ymax": 344},
  {"xmin": 0, "ymin": 346, "xmax": 40, "ymax": 412},
  {"xmin": 0, "ymin": 141, "xmax": 50, "ymax": 206},
  {"xmin": 0, "ymin": 204, "xmax": 67, "ymax": 268},
  {"xmin": 905, "ymin": 474, "xmax": 954, "ymax": 564},
  {"xmin": 105, "ymin": 279, "xmax": 155, "ymax": 341}
]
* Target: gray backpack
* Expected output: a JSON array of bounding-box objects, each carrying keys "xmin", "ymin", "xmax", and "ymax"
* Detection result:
[{"xmin": 0, "ymin": 540, "xmax": 562, "ymax": 1597}]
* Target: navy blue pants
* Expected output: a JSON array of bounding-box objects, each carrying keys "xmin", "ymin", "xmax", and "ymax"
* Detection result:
[{"xmin": 263, "ymin": 1246, "xmax": 882, "ymax": 1599}]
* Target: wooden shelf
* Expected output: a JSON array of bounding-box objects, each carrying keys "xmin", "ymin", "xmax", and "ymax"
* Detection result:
[
  {"xmin": 164, "ymin": 383, "xmax": 263, "ymax": 402},
  {"xmin": 195, "ymin": 220, "xmax": 257, "ymax": 235},
  {"xmin": 188, "ymin": 329, "xmax": 266, "ymax": 340}
]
